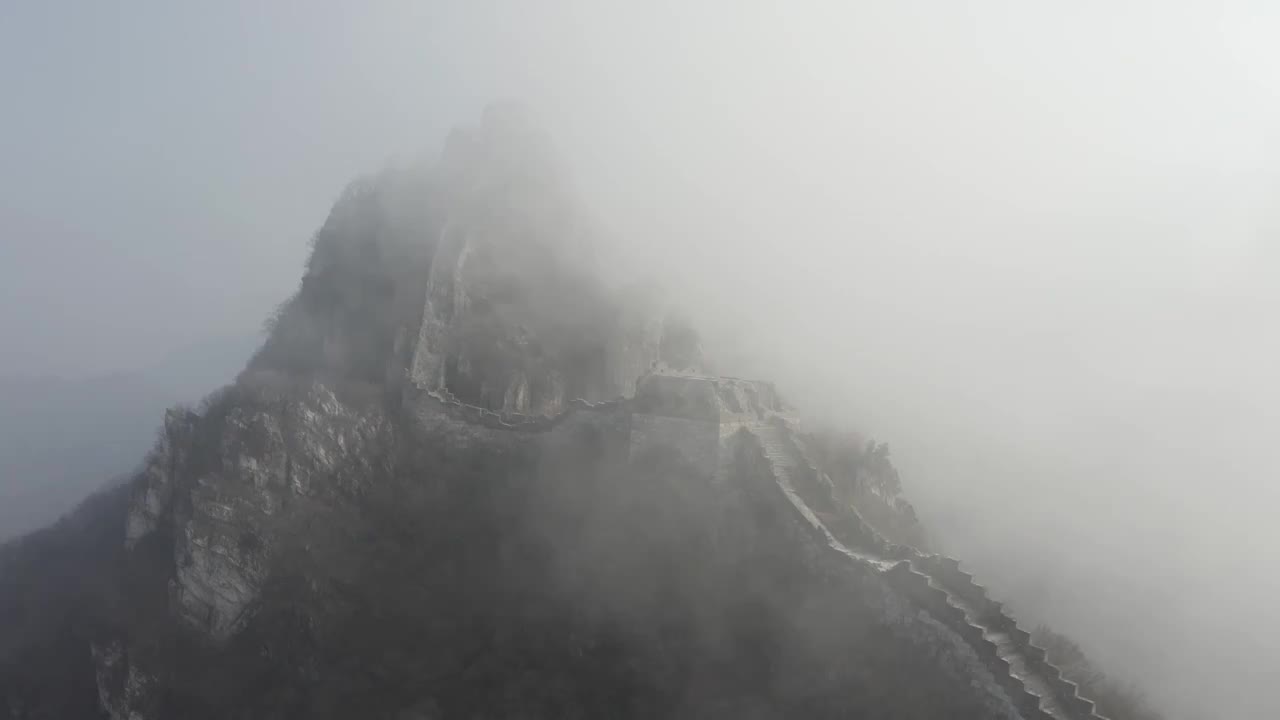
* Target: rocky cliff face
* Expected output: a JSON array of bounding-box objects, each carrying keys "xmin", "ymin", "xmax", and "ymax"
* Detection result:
[
  {"xmin": 1, "ymin": 110, "xmax": 1104, "ymax": 720},
  {"xmin": 123, "ymin": 379, "xmax": 394, "ymax": 641}
]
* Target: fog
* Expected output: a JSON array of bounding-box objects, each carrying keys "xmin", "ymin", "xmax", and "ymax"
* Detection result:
[{"xmin": 3, "ymin": 2, "xmax": 1278, "ymax": 718}]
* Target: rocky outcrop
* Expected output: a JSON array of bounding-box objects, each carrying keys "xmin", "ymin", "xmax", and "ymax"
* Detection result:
[
  {"xmin": 798, "ymin": 429, "xmax": 927, "ymax": 549},
  {"xmin": 124, "ymin": 408, "xmax": 198, "ymax": 549},
  {"xmin": 121, "ymin": 377, "xmax": 394, "ymax": 642},
  {"xmin": 91, "ymin": 642, "xmax": 148, "ymax": 720}
]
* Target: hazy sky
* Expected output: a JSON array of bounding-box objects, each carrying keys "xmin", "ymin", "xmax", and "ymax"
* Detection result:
[{"xmin": 3, "ymin": 2, "xmax": 1279, "ymax": 718}]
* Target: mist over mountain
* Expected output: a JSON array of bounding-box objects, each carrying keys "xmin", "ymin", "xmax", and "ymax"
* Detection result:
[
  {"xmin": 0, "ymin": 110, "xmax": 1166, "ymax": 720},
  {"xmin": 4, "ymin": 4, "xmax": 1278, "ymax": 720}
]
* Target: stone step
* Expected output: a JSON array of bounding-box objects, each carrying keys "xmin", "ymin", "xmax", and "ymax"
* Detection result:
[{"xmin": 743, "ymin": 423, "xmax": 1105, "ymax": 720}]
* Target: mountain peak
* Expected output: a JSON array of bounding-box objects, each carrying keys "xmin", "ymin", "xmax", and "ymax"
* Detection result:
[{"xmin": 3, "ymin": 113, "xmax": 1114, "ymax": 720}]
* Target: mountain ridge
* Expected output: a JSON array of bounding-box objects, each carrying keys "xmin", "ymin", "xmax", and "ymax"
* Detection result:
[{"xmin": 1, "ymin": 110, "xmax": 1136, "ymax": 720}]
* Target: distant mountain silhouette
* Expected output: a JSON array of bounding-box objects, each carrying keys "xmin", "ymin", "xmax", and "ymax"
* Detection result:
[{"xmin": 0, "ymin": 335, "xmax": 256, "ymax": 540}]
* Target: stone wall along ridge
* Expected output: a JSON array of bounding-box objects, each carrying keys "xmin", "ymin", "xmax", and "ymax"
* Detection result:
[{"xmin": 741, "ymin": 419, "xmax": 1110, "ymax": 720}]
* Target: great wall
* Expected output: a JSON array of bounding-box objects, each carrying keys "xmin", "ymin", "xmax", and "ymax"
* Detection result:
[
  {"xmin": 407, "ymin": 366, "xmax": 1111, "ymax": 720},
  {"xmin": 330, "ymin": 107, "xmax": 1112, "ymax": 717}
]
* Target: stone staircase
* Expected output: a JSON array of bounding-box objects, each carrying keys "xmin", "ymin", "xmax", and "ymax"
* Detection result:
[{"xmin": 744, "ymin": 419, "xmax": 1109, "ymax": 720}]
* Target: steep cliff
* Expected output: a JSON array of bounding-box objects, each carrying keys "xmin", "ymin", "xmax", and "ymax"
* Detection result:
[{"xmin": 1, "ymin": 110, "xmax": 1111, "ymax": 720}]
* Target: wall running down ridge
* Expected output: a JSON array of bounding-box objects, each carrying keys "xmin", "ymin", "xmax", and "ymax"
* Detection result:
[
  {"xmin": 403, "ymin": 363, "xmax": 1108, "ymax": 720},
  {"xmin": 738, "ymin": 415, "xmax": 1109, "ymax": 720}
]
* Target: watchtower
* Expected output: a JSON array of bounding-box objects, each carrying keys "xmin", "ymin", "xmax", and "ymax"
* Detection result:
[{"xmin": 627, "ymin": 373, "xmax": 789, "ymax": 475}]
